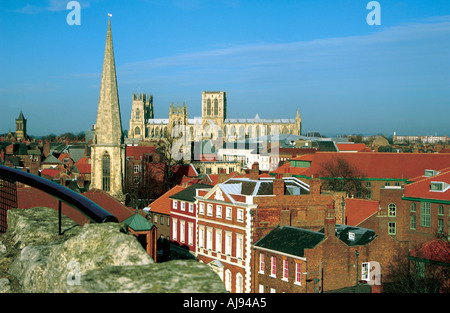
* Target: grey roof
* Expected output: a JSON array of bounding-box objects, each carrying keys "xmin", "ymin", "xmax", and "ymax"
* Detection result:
[
  {"xmin": 170, "ymin": 183, "xmax": 213, "ymax": 202},
  {"xmin": 319, "ymin": 224, "xmax": 376, "ymax": 246},
  {"xmin": 254, "ymin": 226, "xmax": 325, "ymax": 258},
  {"xmin": 255, "ymin": 224, "xmax": 377, "ymax": 257},
  {"xmin": 42, "ymin": 155, "xmax": 62, "ymax": 164}
]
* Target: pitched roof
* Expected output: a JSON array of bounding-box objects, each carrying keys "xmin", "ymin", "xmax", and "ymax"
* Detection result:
[
  {"xmin": 122, "ymin": 212, "xmax": 154, "ymax": 231},
  {"xmin": 344, "ymin": 198, "xmax": 380, "ymax": 226},
  {"xmin": 305, "ymin": 152, "xmax": 450, "ymax": 180},
  {"xmin": 126, "ymin": 145, "xmax": 156, "ymax": 159},
  {"xmin": 336, "ymin": 143, "xmax": 368, "ymax": 152},
  {"xmin": 254, "ymin": 226, "xmax": 324, "ymax": 258},
  {"xmin": 82, "ymin": 189, "xmax": 135, "ymax": 222},
  {"xmin": 170, "ymin": 183, "xmax": 213, "ymax": 202},
  {"xmin": 40, "ymin": 168, "xmax": 62, "ymax": 177},
  {"xmin": 42, "ymin": 155, "xmax": 62, "ymax": 164},
  {"xmin": 146, "ymin": 185, "xmax": 186, "ymax": 215},
  {"xmin": 403, "ymin": 167, "xmax": 450, "ymax": 202}
]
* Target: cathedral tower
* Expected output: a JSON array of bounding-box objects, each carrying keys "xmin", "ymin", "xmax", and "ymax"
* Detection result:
[
  {"xmin": 15, "ymin": 111, "xmax": 27, "ymax": 141},
  {"xmin": 202, "ymin": 91, "xmax": 227, "ymax": 139},
  {"xmin": 128, "ymin": 92, "xmax": 153, "ymax": 140},
  {"xmin": 91, "ymin": 18, "xmax": 125, "ymax": 200}
]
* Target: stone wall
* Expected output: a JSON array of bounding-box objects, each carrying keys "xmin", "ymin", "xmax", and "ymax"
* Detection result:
[{"xmin": 0, "ymin": 207, "xmax": 226, "ymax": 293}]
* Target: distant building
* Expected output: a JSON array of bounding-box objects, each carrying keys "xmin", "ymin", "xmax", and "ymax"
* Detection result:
[{"xmin": 128, "ymin": 91, "xmax": 302, "ymax": 142}]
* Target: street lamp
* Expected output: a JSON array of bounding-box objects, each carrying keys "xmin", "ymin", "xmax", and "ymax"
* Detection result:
[{"xmin": 355, "ymin": 250, "xmax": 360, "ymax": 285}]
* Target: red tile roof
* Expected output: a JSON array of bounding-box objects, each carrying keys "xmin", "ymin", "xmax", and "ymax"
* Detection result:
[
  {"xmin": 75, "ymin": 163, "xmax": 91, "ymax": 174},
  {"xmin": 40, "ymin": 168, "xmax": 62, "ymax": 177},
  {"xmin": 17, "ymin": 186, "xmax": 135, "ymax": 225},
  {"xmin": 336, "ymin": 143, "xmax": 369, "ymax": 152},
  {"xmin": 305, "ymin": 152, "xmax": 450, "ymax": 180},
  {"xmin": 344, "ymin": 198, "xmax": 380, "ymax": 226},
  {"xmin": 146, "ymin": 185, "xmax": 186, "ymax": 215},
  {"xmin": 404, "ymin": 167, "xmax": 450, "ymax": 202},
  {"xmin": 126, "ymin": 145, "xmax": 156, "ymax": 160}
]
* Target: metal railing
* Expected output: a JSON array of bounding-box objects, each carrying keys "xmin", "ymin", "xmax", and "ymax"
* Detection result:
[{"xmin": 0, "ymin": 165, "xmax": 118, "ymax": 234}]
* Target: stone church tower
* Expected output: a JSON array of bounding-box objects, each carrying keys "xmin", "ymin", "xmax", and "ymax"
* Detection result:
[
  {"xmin": 91, "ymin": 19, "xmax": 125, "ymax": 200},
  {"xmin": 128, "ymin": 92, "xmax": 153, "ymax": 140},
  {"xmin": 201, "ymin": 91, "xmax": 227, "ymax": 138},
  {"xmin": 15, "ymin": 111, "xmax": 27, "ymax": 141}
]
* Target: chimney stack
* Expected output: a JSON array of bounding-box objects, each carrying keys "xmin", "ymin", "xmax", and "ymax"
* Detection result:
[
  {"xmin": 249, "ymin": 162, "xmax": 259, "ymax": 180},
  {"xmin": 309, "ymin": 178, "xmax": 322, "ymax": 195},
  {"xmin": 280, "ymin": 209, "xmax": 291, "ymax": 227},
  {"xmin": 273, "ymin": 174, "xmax": 285, "ymax": 196},
  {"xmin": 324, "ymin": 205, "xmax": 336, "ymax": 237}
]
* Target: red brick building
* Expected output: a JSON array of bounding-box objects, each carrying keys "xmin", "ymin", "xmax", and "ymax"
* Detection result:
[
  {"xmin": 254, "ymin": 211, "xmax": 402, "ymax": 293},
  {"xmin": 170, "ymin": 183, "xmax": 213, "ymax": 256}
]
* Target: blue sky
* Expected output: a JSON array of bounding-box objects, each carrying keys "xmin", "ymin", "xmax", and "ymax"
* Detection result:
[{"xmin": 1, "ymin": 0, "xmax": 450, "ymax": 137}]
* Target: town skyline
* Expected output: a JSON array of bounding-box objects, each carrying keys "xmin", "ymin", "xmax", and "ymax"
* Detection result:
[{"xmin": 1, "ymin": 0, "xmax": 450, "ymax": 137}]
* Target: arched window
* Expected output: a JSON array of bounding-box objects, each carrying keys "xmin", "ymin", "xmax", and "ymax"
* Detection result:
[
  {"xmin": 225, "ymin": 269, "xmax": 232, "ymax": 292},
  {"xmin": 410, "ymin": 203, "xmax": 416, "ymax": 212},
  {"xmin": 388, "ymin": 203, "xmax": 396, "ymax": 217},
  {"xmin": 236, "ymin": 273, "xmax": 243, "ymax": 293},
  {"xmin": 207, "ymin": 99, "xmax": 212, "ymax": 116},
  {"xmin": 135, "ymin": 109, "xmax": 140, "ymax": 119},
  {"xmin": 134, "ymin": 126, "xmax": 140, "ymax": 136},
  {"xmin": 102, "ymin": 152, "xmax": 111, "ymax": 192},
  {"xmin": 214, "ymin": 99, "xmax": 219, "ymax": 116}
]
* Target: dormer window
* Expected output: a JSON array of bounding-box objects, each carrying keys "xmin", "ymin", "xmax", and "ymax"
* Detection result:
[
  {"xmin": 348, "ymin": 232, "xmax": 355, "ymax": 241},
  {"xmin": 430, "ymin": 181, "xmax": 449, "ymax": 192}
]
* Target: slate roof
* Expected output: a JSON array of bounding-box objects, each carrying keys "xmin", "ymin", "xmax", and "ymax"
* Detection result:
[
  {"xmin": 254, "ymin": 226, "xmax": 324, "ymax": 258},
  {"xmin": 255, "ymin": 224, "xmax": 377, "ymax": 257},
  {"xmin": 170, "ymin": 183, "xmax": 213, "ymax": 202}
]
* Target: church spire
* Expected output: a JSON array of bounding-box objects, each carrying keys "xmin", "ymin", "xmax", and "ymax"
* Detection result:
[{"xmin": 95, "ymin": 18, "xmax": 123, "ymax": 145}]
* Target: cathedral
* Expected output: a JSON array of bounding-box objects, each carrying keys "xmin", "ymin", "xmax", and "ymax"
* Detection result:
[{"xmin": 128, "ymin": 91, "xmax": 302, "ymax": 142}]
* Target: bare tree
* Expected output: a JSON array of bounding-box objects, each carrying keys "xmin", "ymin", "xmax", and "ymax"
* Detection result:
[{"xmin": 318, "ymin": 157, "xmax": 366, "ymax": 198}]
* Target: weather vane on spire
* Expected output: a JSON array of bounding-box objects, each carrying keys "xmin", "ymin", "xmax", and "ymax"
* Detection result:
[{"xmin": 108, "ymin": 13, "xmax": 112, "ymax": 18}]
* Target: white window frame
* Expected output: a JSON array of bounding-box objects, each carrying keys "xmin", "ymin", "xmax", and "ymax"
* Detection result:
[
  {"xmin": 270, "ymin": 256, "xmax": 276, "ymax": 278},
  {"xmin": 225, "ymin": 231, "xmax": 232, "ymax": 255},
  {"xmin": 180, "ymin": 220, "xmax": 185, "ymax": 243},
  {"xmin": 189, "ymin": 203, "xmax": 194, "ymax": 213},
  {"xmin": 172, "ymin": 218, "xmax": 177, "ymax": 241},
  {"xmin": 207, "ymin": 203, "xmax": 213, "ymax": 216},
  {"xmin": 172, "ymin": 200, "xmax": 177, "ymax": 210},
  {"xmin": 282, "ymin": 259, "xmax": 289, "ymax": 281},
  {"xmin": 236, "ymin": 234, "xmax": 244, "ymax": 259},
  {"xmin": 237, "ymin": 209, "xmax": 244, "ymax": 222},
  {"xmin": 216, "ymin": 205, "xmax": 222, "ymax": 218},
  {"xmin": 361, "ymin": 262, "xmax": 370, "ymax": 281},
  {"xmin": 226, "ymin": 207, "xmax": 232, "ymax": 220},
  {"xmin": 198, "ymin": 226, "xmax": 205, "ymax": 248},
  {"xmin": 181, "ymin": 201, "xmax": 185, "ymax": 211},
  {"xmin": 188, "ymin": 222, "xmax": 193, "ymax": 246},
  {"xmin": 199, "ymin": 202, "xmax": 205, "ymax": 215},
  {"xmin": 259, "ymin": 253, "xmax": 265, "ymax": 274},
  {"xmin": 206, "ymin": 227, "xmax": 213, "ymax": 250},
  {"xmin": 215, "ymin": 229, "xmax": 222, "ymax": 253},
  {"xmin": 295, "ymin": 263, "xmax": 302, "ymax": 285}
]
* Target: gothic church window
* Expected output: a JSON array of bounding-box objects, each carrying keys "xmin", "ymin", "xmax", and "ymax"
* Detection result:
[
  {"xmin": 134, "ymin": 127, "xmax": 141, "ymax": 136},
  {"xmin": 102, "ymin": 152, "xmax": 111, "ymax": 192},
  {"xmin": 214, "ymin": 99, "xmax": 218, "ymax": 116},
  {"xmin": 207, "ymin": 99, "xmax": 211, "ymax": 116}
]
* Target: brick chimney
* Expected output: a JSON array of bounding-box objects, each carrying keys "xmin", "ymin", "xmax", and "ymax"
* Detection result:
[
  {"xmin": 309, "ymin": 178, "xmax": 322, "ymax": 195},
  {"xmin": 218, "ymin": 168, "xmax": 228, "ymax": 183},
  {"xmin": 249, "ymin": 162, "xmax": 259, "ymax": 180},
  {"xmin": 280, "ymin": 209, "xmax": 291, "ymax": 227},
  {"xmin": 324, "ymin": 207, "xmax": 336, "ymax": 237},
  {"xmin": 77, "ymin": 175, "xmax": 85, "ymax": 188},
  {"xmin": 273, "ymin": 174, "xmax": 285, "ymax": 196},
  {"xmin": 29, "ymin": 160, "xmax": 39, "ymax": 176}
]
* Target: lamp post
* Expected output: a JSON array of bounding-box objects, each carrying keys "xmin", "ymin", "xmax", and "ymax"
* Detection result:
[{"xmin": 355, "ymin": 250, "xmax": 360, "ymax": 286}]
